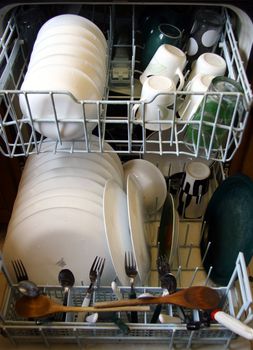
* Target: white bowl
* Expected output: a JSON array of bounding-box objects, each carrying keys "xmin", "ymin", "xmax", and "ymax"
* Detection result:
[
  {"xmin": 36, "ymin": 14, "xmax": 107, "ymax": 52},
  {"xmin": 20, "ymin": 66, "xmax": 101, "ymax": 140},
  {"xmin": 3, "ymin": 207, "xmax": 115, "ymax": 285},
  {"xmin": 27, "ymin": 55, "xmax": 106, "ymax": 96},
  {"xmin": 35, "ymin": 24, "xmax": 106, "ymax": 58},
  {"xmin": 32, "ymin": 33, "xmax": 102, "ymax": 61},
  {"xmin": 29, "ymin": 43, "xmax": 106, "ymax": 79},
  {"xmin": 123, "ymin": 159, "xmax": 167, "ymax": 214}
]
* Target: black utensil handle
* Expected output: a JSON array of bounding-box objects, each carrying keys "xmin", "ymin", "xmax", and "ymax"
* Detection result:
[
  {"xmin": 150, "ymin": 304, "xmax": 162, "ymax": 323},
  {"xmin": 129, "ymin": 291, "xmax": 138, "ymax": 323}
]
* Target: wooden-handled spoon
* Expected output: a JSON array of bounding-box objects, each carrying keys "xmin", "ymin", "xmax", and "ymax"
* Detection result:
[
  {"xmin": 94, "ymin": 286, "xmax": 220, "ymax": 310},
  {"xmin": 15, "ymin": 295, "xmax": 150, "ymax": 319}
]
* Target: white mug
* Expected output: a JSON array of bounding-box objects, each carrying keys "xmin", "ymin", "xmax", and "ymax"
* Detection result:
[
  {"xmin": 140, "ymin": 44, "xmax": 186, "ymax": 90},
  {"xmin": 133, "ymin": 75, "xmax": 176, "ymax": 131},
  {"xmin": 177, "ymin": 73, "xmax": 214, "ymax": 121},
  {"xmin": 176, "ymin": 160, "xmax": 211, "ymax": 219},
  {"xmin": 187, "ymin": 52, "xmax": 226, "ymax": 82}
]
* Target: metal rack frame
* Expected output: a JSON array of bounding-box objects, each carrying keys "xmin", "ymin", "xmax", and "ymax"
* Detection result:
[{"xmin": 0, "ymin": 5, "xmax": 252, "ymax": 161}]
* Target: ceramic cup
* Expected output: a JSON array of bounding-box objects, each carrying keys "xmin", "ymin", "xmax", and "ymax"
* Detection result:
[
  {"xmin": 177, "ymin": 73, "xmax": 214, "ymax": 121},
  {"xmin": 177, "ymin": 160, "xmax": 211, "ymax": 219},
  {"xmin": 133, "ymin": 75, "xmax": 176, "ymax": 131},
  {"xmin": 142, "ymin": 23, "xmax": 183, "ymax": 69},
  {"xmin": 187, "ymin": 52, "xmax": 226, "ymax": 82},
  {"xmin": 140, "ymin": 44, "xmax": 186, "ymax": 90}
]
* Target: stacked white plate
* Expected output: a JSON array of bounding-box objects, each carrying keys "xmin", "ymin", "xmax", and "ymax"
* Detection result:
[
  {"xmin": 3, "ymin": 136, "xmax": 125, "ymax": 286},
  {"xmin": 19, "ymin": 14, "xmax": 108, "ymax": 140},
  {"xmin": 3, "ymin": 140, "xmax": 170, "ymax": 286}
]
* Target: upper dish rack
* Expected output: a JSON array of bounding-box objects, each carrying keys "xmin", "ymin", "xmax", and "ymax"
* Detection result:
[{"xmin": 0, "ymin": 4, "xmax": 252, "ymax": 161}]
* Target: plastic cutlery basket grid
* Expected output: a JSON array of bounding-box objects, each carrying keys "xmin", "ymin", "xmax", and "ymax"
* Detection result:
[
  {"xmin": 0, "ymin": 5, "xmax": 251, "ymax": 162},
  {"xmin": 0, "ymin": 252, "xmax": 252, "ymax": 348}
]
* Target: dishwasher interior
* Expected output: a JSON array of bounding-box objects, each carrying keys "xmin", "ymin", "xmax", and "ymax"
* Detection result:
[{"xmin": 0, "ymin": 2, "xmax": 253, "ymax": 348}]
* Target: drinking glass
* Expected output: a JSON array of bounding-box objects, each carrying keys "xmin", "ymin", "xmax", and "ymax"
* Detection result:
[
  {"xmin": 184, "ymin": 76, "xmax": 244, "ymax": 150},
  {"xmin": 185, "ymin": 9, "xmax": 225, "ymax": 66}
]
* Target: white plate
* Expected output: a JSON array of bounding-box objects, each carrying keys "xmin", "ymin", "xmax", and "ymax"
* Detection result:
[
  {"xmin": 123, "ymin": 159, "xmax": 167, "ymax": 214},
  {"xmin": 142, "ymin": 129, "xmax": 214, "ymax": 176},
  {"xmin": 20, "ymin": 66, "xmax": 102, "ymax": 140},
  {"xmin": 3, "ymin": 207, "xmax": 115, "ymax": 285},
  {"xmin": 13, "ymin": 174, "xmax": 106, "ymax": 213},
  {"xmin": 9, "ymin": 195, "xmax": 103, "ymax": 232},
  {"xmin": 36, "ymin": 14, "xmax": 107, "ymax": 52},
  {"xmin": 103, "ymin": 179, "xmax": 133, "ymax": 286},
  {"xmin": 22, "ymin": 153, "xmax": 123, "ymax": 189},
  {"xmin": 19, "ymin": 157, "xmax": 120, "ymax": 189},
  {"xmin": 18, "ymin": 162, "xmax": 113, "ymax": 190},
  {"xmin": 27, "ymin": 55, "xmax": 105, "ymax": 96},
  {"xmin": 12, "ymin": 187, "xmax": 102, "ymax": 221},
  {"xmin": 127, "ymin": 174, "xmax": 150, "ymax": 284},
  {"xmin": 28, "ymin": 137, "xmax": 124, "ymax": 180}
]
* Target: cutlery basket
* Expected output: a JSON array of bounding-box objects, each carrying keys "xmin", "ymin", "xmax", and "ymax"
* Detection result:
[
  {"xmin": 0, "ymin": 3, "xmax": 252, "ymax": 162},
  {"xmin": 0, "ymin": 253, "xmax": 252, "ymax": 347}
]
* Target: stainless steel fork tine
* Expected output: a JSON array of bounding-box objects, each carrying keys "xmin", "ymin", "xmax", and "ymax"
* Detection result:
[
  {"xmin": 90, "ymin": 256, "xmax": 99, "ymax": 272},
  {"xmin": 131, "ymin": 252, "xmax": 136, "ymax": 270},
  {"xmin": 98, "ymin": 258, "xmax": 105, "ymax": 276},
  {"xmin": 12, "ymin": 259, "xmax": 28, "ymax": 282},
  {"xmin": 12, "ymin": 260, "xmax": 19, "ymax": 281}
]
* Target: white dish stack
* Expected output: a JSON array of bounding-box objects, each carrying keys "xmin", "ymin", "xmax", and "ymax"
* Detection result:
[
  {"xmin": 19, "ymin": 14, "xmax": 108, "ymax": 140},
  {"xmin": 3, "ymin": 141, "xmax": 169, "ymax": 286},
  {"xmin": 3, "ymin": 136, "xmax": 124, "ymax": 285}
]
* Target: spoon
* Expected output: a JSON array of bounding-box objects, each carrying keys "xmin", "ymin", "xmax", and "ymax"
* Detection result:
[
  {"xmin": 58, "ymin": 269, "xmax": 75, "ymax": 306},
  {"xmin": 94, "ymin": 286, "xmax": 221, "ymax": 310},
  {"xmin": 15, "ymin": 295, "xmax": 150, "ymax": 318},
  {"xmin": 17, "ymin": 280, "xmax": 40, "ymax": 298}
]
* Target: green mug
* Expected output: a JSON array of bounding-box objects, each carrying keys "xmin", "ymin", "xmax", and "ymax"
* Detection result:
[{"xmin": 142, "ymin": 23, "xmax": 183, "ymax": 69}]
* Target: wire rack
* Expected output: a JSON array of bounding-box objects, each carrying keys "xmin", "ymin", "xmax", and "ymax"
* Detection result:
[
  {"xmin": 0, "ymin": 253, "xmax": 252, "ymax": 348},
  {"xmin": 0, "ymin": 162, "xmax": 253, "ymax": 348},
  {"xmin": 0, "ymin": 4, "xmax": 252, "ymax": 161}
]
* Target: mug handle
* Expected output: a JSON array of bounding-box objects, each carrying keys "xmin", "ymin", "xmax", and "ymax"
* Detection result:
[
  {"xmin": 131, "ymin": 103, "xmax": 140, "ymax": 120},
  {"xmin": 175, "ymin": 67, "xmax": 185, "ymax": 91}
]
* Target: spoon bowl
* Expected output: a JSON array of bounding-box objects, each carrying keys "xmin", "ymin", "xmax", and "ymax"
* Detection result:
[{"xmin": 18, "ymin": 280, "xmax": 40, "ymax": 298}]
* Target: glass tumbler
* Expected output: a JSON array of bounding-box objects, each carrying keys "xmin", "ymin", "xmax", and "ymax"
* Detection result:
[
  {"xmin": 186, "ymin": 9, "xmax": 225, "ymax": 66},
  {"xmin": 184, "ymin": 76, "xmax": 244, "ymax": 150}
]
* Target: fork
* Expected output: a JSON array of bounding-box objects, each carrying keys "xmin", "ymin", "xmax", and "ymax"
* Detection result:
[
  {"xmin": 150, "ymin": 255, "xmax": 177, "ymax": 323},
  {"xmin": 76, "ymin": 256, "xmax": 105, "ymax": 322},
  {"xmin": 82, "ymin": 256, "xmax": 105, "ymax": 306},
  {"xmin": 12, "ymin": 259, "xmax": 29, "ymax": 282},
  {"xmin": 125, "ymin": 251, "xmax": 138, "ymax": 323}
]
